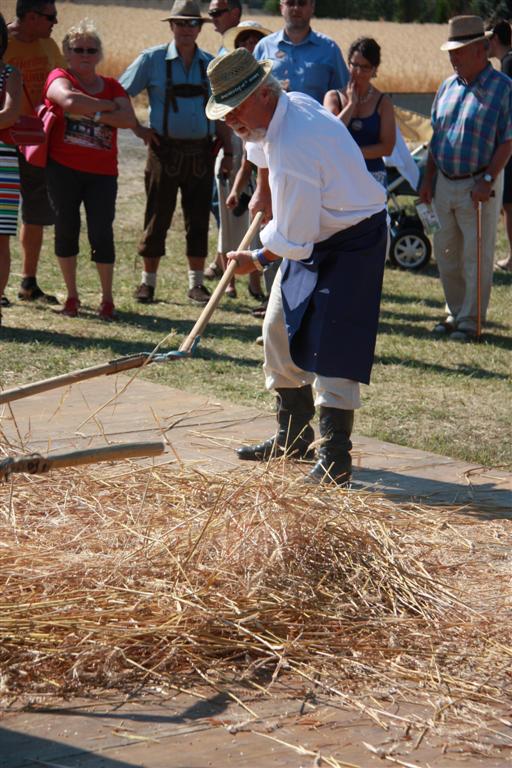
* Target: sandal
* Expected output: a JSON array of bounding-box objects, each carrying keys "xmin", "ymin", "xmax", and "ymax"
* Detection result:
[
  {"xmin": 204, "ymin": 262, "xmax": 223, "ymax": 280},
  {"xmin": 98, "ymin": 300, "xmax": 116, "ymax": 321},
  {"xmin": 60, "ymin": 296, "xmax": 81, "ymax": 318},
  {"xmin": 225, "ymin": 284, "xmax": 237, "ymax": 298}
]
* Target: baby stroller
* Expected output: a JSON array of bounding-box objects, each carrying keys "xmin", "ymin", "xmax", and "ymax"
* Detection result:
[{"xmin": 384, "ymin": 107, "xmax": 433, "ymax": 271}]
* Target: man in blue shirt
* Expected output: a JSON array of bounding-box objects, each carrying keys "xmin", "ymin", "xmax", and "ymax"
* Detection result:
[
  {"xmin": 419, "ymin": 15, "xmax": 512, "ymax": 341},
  {"xmin": 253, "ymin": 0, "xmax": 348, "ymax": 103},
  {"xmin": 119, "ymin": 0, "xmax": 232, "ymax": 304}
]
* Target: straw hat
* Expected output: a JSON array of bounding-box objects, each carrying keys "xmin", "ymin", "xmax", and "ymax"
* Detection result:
[
  {"xmin": 223, "ymin": 20, "xmax": 273, "ymax": 53},
  {"xmin": 440, "ymin": 15, "xmax": 487, "ymax": 51},
  {"xmin": 161, "ymin": 0, "xmax": 212, "ymax": 23},
  {"xmin": 206, "ymin": 48, "xmax": 273, "ymax": 120}
]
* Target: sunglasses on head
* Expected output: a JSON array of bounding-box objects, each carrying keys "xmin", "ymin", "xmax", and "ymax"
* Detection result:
[
  {"xmin": 172, "ymin": 19, "xmax": 202, "ymax": 27},
  {"xmin": 71, "ymin": 46, "xmax": 99, "ymax": 54},
  {"xmin": 34, "ymin": 10, "xmax": 57, "ymax": 22},
  {"xmin": 208, "ymin": 8, "xmax": 229, "ymax": 17}
]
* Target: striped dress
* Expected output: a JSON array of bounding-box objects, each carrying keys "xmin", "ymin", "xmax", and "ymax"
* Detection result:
[{"xmin": 0, "ymin": 65, "xmax": 20, "ymax": 236}]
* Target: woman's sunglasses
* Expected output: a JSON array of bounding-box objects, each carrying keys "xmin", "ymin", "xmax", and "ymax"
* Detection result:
[{"xmin": 71, "ymin": 47, "xmax": 99, "ymax": 54}]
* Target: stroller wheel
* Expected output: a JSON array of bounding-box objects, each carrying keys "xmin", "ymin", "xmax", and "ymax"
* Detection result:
[{"xmin": 389, "ymin": 227, "xmax": 432, "ymax": 270}]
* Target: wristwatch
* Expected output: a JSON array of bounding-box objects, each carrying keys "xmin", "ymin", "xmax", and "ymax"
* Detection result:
[{"xmin": 483, "ymin": 172, "xmax": 493, "ymax": 183}]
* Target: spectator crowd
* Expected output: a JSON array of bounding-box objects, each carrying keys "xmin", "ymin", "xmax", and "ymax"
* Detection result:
[{"xmin": 0, "ymin": 0, "xmax": 511, "ymax": 343}]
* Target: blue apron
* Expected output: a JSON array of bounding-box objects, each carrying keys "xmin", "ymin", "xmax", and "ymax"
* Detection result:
[{"xmin": 281, "ymin": 210, "xmax": 387, "ymax": 385}]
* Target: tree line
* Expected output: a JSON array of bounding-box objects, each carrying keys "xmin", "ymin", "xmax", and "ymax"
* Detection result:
[{"xmin": 263, "ymin": 0, "xmax": 511, "ymax": 23}]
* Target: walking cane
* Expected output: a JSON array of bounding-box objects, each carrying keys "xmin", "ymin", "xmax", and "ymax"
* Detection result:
[{"xmin": 476, "ymin": 200, "xmax": 482, "ymax": 341}]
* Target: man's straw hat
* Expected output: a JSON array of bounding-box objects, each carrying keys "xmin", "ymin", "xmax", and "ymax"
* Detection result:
[
  {"xmin": 440, "ymin": 15, "xmax": 487, "ymax": 51},
  {"xmin": 223, "ymin": 20, "xmax": 273, "ymax": 53},
  {"xmin": 206, "ymin": 48, "xmax": 273, "ymax": 120},
  {"xmin": 161, "ymin": 0, "xmax": 212, "ymax": 23}
]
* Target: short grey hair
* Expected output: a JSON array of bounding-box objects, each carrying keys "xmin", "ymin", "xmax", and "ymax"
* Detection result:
[
  {"xmin": 62, "ymin": 18, "xmax": 102, "ymax": 57},
  {"xmin": 260, "ymin": 74, "xmax": 283, "ymax": 99}
]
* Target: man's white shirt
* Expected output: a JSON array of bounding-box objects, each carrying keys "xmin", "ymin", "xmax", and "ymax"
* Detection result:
[{"xmin": 246, "ymin": 92, "xmax": 386, "ymax": 261}]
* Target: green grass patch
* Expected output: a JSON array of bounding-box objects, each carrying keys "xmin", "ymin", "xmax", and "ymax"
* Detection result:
[{"xmin": 1, "ymin": 139, "xmax": 510, "ymax": 469}]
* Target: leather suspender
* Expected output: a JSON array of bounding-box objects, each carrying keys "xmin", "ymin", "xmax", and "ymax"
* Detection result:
[{"xmin": 162, "ymin": 56, "xmax": 209, "ymax": 138}]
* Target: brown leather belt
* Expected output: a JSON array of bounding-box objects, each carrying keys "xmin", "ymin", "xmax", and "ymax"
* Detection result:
[{"xmin": 440, "ymin": 167, "xmax": 485, "ymax": 180}]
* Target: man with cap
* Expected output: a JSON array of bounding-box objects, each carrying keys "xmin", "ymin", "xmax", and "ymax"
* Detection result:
[
  {"xmin": 419, "ymin": 15, "xmax": 512, "ymax": 340},
  {"xmin": 487, "ymin": 19, "xmax": 512, "ymax": 273},
  {"xmin": 205, "ymin": 49, "xmax": 388, "ymax": 486},
  {"xmin": 119, "ymin": 0, "xmax": 232, "ymax": 305}
]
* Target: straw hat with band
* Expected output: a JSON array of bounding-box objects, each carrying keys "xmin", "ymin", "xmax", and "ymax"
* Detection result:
[
  {"xmin": 161, "ymin": 0, "xmax": 212, "ymax": 23},
  {"xmin": 206, "ymin": 48, "xmax": 273, "ymax": 120},
  {"xmin": 440, "ymin": 15, "xmax": 488, "ymax": 51},
  {"xmin": 223, "ymin": 21, "xmax": 273, "ymax": 53}
]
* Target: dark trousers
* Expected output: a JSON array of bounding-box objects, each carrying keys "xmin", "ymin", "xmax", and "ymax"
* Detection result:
[
  {"xmin": 46, "ymin": 159, "xmax": 117, "ymax": 263},
  {"xmin": 138, "ymin": 138, "xmax": 213, "ymax": 260}
]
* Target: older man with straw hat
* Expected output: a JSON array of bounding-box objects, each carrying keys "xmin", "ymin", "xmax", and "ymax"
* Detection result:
[
  {"xmin": 206, "ymin": 48, "xmax": 387, "ymax": 486},
  {"xmin": 419, "ymin": 15, "xmax": 512, "ymax": 341}
]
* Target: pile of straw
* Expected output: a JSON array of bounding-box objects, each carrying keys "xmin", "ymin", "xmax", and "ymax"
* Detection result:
[{"xmin": 1, "ymin": 462, "xmax": 511, "ymax": 752}]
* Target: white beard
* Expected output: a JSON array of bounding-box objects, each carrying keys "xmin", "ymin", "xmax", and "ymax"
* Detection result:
[{"xmin": 231, "ymin": 123, "xmax": 267, "ymax": 143}]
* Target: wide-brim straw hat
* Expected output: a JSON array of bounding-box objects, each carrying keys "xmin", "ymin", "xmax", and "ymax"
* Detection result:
[
  {"xmin": 440, "ymin": 15, "xmax": 487, "ymax": 51},
  {"xmin": 223, "ymin": 20, "xmax": 273, "ymax": 53},
  {"xmin": 162, "ymin": 0, "xmax": 212, "ymax": 23},
  {"xmin": 206, "ymin": 48, "xmax": 273, "ymax": 120}
]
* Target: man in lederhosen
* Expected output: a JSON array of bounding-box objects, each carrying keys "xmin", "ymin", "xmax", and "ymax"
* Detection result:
[
  {"xmin": 206, "ymin": 48, "xmax": 388, "ymax": 485},
  {"xmin": 120, "ymin": 0, "xmax": 232, "ymax": 304}
]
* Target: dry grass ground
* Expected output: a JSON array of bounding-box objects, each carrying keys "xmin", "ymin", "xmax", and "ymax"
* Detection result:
[
  {"xmin": 1, "ymin": 463, "xmax": 511, "ymax": 761},
  {"xmin": 2, "ymin": 0, "xmax": 453, "ymax": 91}
]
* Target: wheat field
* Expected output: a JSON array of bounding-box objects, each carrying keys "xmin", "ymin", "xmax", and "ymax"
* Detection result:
[{"xmin": 2, "ymin": 0, "xmax": 454, "ymax": 92}]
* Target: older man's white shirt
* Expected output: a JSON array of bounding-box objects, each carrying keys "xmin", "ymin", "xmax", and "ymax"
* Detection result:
[{"xmin": 246, "ymin": 91, "xmax": 386, "ymax": 262}]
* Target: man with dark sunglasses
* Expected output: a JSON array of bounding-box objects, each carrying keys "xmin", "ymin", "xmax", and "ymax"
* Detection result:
[
  {"xmin": 4, "ymin": 0, "xmax": 64, "ymax": 306},
  {"xmin": 208, "ymin": 0, "xmax": 242, "ymax": 55},
  {"xmin": 120, "ymin": 0, "xmax": 233, "ymax": 305}
]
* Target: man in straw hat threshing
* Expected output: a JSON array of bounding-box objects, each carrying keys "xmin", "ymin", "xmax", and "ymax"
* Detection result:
[
  {"xmin": 206, "ymin": 49, "xmax": 387, "ymax": 486},
  {"xmin": 419, "ymin": 15, "xmax": 512, "ymax": 341},
  {"xmin": 119, "ymin": 0, "xmax": 233, "ymax": 305}
]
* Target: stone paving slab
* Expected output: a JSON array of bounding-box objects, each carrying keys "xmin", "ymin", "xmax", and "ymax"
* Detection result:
[
  {"xmin": 1, "ymin": 373, "xmax": 510, "ymax": 512},
  {"xmin": 1, "ymin": 374, "xmax": 511, "ymax": 767}
]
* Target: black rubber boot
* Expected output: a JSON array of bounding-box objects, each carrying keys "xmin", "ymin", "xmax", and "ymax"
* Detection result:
[
  {"xmin": 237, "ymin": 386, "xmax": 315, "ymax": 461},
  {"xmin": 306, "ymin": 407, "xmax": 354, "ymax": 485}
]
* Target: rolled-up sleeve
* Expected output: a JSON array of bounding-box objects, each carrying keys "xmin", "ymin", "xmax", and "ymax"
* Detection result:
[
  {"xmin": 261, "ymin": 172, "xmax": 321, "ymax": 261},
  {"xmin": 119, "ymin": 52, "xmax": 149, "ymax": 97}
]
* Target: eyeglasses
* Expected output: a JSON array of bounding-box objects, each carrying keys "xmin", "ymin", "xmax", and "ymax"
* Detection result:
[
  {"xmin": 34, "ymin": 10, "xmax": 57, "ymax": 22},
  {"xmin": 71, "ymin": 47, "xmax": 99, "ymax": 54},
  {"xmin": 172, "ymin": 19, "xmax": 202, "ymax": 27},
  {"xmin": 349, "ymin": 61, "xmax": 373, "ymax": 71},
  {"xmin": 208, "ymin": 8, "xmax": 229, "ymax": 17},
  {"xmin": 282, "ymin": 0, "xmax": 310, "ymax": 6}
]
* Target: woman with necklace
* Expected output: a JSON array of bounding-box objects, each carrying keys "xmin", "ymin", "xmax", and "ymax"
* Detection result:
[
  {"xmin": 43, "ymin": 19, "xmax": 135, "ymax": 320},
  {"xmin": 324, "ymin": 37, "xmax": 395, "ymax": 188}
]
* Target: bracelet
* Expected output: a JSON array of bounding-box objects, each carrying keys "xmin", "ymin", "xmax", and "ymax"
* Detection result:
[{"xmin": 251, "ymin": 248, "xmax": 270, "ymax": 272}]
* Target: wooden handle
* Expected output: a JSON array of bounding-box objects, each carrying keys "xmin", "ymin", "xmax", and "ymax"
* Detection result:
[
  {"xmin": 0, "ymin": 354, "xmax": 150, "ymax": 406},
  {"xmin": 179, "ymin": 211, "xmax": 264, "ymax": 354},
  {"xmin": 0, "ymin": 440, "xmax": 165, "ymax": 478}
]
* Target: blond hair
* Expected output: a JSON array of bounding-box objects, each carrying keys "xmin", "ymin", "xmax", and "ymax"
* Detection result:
[{"xmin": 62, "ymin": 18, "xmax": 102, "ymax": 57}]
